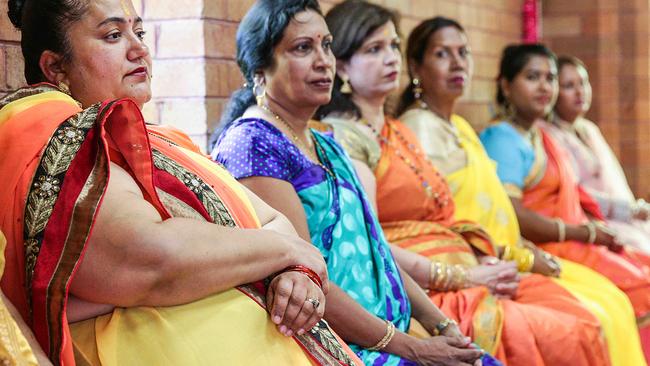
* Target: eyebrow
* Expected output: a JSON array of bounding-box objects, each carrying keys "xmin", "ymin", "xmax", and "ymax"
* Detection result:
[{"xmin": 97, "ymin": 16, "xmax": 143, "ymax": 28}]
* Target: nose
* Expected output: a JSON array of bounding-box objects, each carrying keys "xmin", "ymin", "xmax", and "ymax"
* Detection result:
[
  {"xmin": 450, "ymin": 51, "xmax": 466, "ymax": 71},
  {"xmin": 384, "ymin": 47, "xmax": 399, "ymax": 67},
  {"xmin": 127, "ymin": 33, "xmax": 150, "ymax": 62},
  {"xmin": 314, "ymin": 45, "xmax": 334, "ymax": 71}
]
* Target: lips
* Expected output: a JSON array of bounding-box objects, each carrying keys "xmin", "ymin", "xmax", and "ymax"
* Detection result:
[
  {"xmin": 535, "ymin": 95, "xmax": 551, "ymax": 104},
  {"xmin": 125, "ymin": 66, "xmax": 148, "ymax": 78},
  {"xmin": 310, "ymin": 77, "xmax": 332, "ymax": 89},
  {"xmin": 449, "ymin": 76, "xmax": 465, "ymax": 85},
  {"xmin": 385, "ymin": 71, "xmax": 399, "ymax": 80}
]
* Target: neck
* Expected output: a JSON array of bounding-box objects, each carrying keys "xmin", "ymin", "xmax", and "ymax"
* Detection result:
[
  {"xmin": 510, "ymin": 111, "xmax": 539, "ymax": 131},
  {"xmin": 265, "ymin": 95, "xmax": 315, "ymax": 137},
  {"xmin": 352, "ymin": 93, "xmax": 387, "ymax": 132},
  {"xmin": 421, "ymin": 93, "xmax": 455, "ymax": 121},
  {"xmin": 556, "ymin": 111, "xmax": 580, "ymax": 124}
]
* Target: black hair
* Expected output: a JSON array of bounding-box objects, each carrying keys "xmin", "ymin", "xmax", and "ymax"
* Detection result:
[
  {"xmin": 314, "ymin": 0, "xmax": 399, "ymax": 120},
  {"xmin": 7, "ymin": 0, "xmax": 89, "ymax": 84},
  {"xmin": 209, "ymin": 0, "xmax": 322, "ymax": 149},
  {"xmin": 496, "ymin": 43, "xmax": 557, "ymax": 107},
  {"xmin": 395, "ymin": 16, "xmax": 464, "ymax": 116}
]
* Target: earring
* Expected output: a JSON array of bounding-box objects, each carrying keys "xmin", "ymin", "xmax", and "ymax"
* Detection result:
[
  {"xmin": 57, "ymin": 81, "xmax": 71, "ymax": 96},
  {"xmin": 253, "ymin": 81, "xmax": 266, "ymax": 107},
  {"xmin": 340, "ymin": 77, "xmax": 352, "ymax": 94},
  {"xmin": 412, "ymin": 78, "xmax": 423, "ymax": 100}
]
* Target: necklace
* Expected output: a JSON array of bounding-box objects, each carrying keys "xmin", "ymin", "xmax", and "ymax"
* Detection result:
[
  {"xmin": 260, "ymin": 104, "xmax": 335, "ymax": 178},
  {"xmin": 355, "ymin": 119, "xmax": 449, "ymax": 207}
]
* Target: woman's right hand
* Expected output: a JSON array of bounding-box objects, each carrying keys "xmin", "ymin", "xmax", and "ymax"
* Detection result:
[
  {"xmin": 283, "ymin": 233, "xmax": 330, "ymax": 294},
  {"xmin": 592, "ymin": 225, "xmax": 624, "ymax": 252},
  {"xmin": 467, "ymin": 261, "xmax": 519, "ymax": 299},
  {"xmin": 409, "ymin": 336, "xmax": 483, "ymax": 366}
]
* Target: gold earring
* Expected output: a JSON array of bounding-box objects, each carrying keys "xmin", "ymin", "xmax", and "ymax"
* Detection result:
[
  {"xmin": 412, "ymin": 78, "xmax": 423, "ymax": 100},
  {"xmin": 340, "ymin": 77, "xmax": 352, "ymax": 94},
  {"xmin": 253, "ymin": 82, "xmax": 266, "ymax": 107},
  {"xmin": 57, "ymin": 81, "xmax": 71, "ymax": 96}
]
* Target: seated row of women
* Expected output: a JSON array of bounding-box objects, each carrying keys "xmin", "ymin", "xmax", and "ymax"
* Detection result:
[{"xmin": 0, "ymin": 0, "xmax": 648, "ymax": 365}]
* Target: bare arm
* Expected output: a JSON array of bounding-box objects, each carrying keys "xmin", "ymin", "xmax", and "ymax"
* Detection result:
[
  {"xmin": 511, "ymin": 197, "xmax": 589, "ymax": 243},
  {"xmin": 69, "ymin": 163, "xmax": 326, "ymax": 308}
]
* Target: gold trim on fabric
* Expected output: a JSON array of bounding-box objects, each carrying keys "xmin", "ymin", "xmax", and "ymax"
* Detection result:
[
  {"xmin": 0, "ymin": 85, "xmax": 60, "ymax": 109},
  {"xmin": 23, "ymin": 104, "xmax": 100, "ymax": 294},
  {"xmin": 503, "ymin": 183, "xmax": 523, "ymax": 199},
  {"xmin": 151, "ymin": 149, "xmax": 236, "ymax": 227},
  {"xmin": 524, "ymin": 128, "xmax": 547, "ymax": 189}
]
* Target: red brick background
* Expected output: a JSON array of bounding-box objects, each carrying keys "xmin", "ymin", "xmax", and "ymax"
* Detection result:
[{"xmin": 2, "ymin": 0, "xmax": 649, "ymax": 199}]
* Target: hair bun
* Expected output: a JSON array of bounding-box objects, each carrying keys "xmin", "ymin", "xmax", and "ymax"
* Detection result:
[{"xmin": 7, "ymin": 0, "xmax": 26, "ymax": 29}]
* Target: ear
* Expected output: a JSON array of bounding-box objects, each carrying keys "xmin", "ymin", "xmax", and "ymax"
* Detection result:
[
  {"xmin": 39, "ymin": 50, "xmax": 68, "ymax": 85},
  {"xmin": 407, "ymin": 58, "xmax": 419, "ymax": 79},
  {"xmin": 335, "ymin": 59, "xmax": 348, "ymax": 80},
  {"xmin": 499, "ymin": 77, "xmax": 511, "ymax": 100}
]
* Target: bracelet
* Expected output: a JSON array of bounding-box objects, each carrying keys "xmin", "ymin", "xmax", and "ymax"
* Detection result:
[
  {"xmin": 516, "ymin": 248, "xmax": 535, "ymax": 272},
  {"xmin": 430, "ymin": 263, "xmax": 469, "ymax": 291},
  {"xmin": 367, "ymin": 320, "xmax": 396, "ymax": 351},
  {"xmin": 585, "ymin": 222, "xmax": 597, "ymax": 244},
  {"xmin": 434, "ymin": 318, "xmax": 458, "ymax": 336},
  {"xmin": 283, "ymin": 265, "xmax": 323, "ymax": 289},
  {"xmin": 553, "ymin": 218, "xmax": 566, "ymax": 242},
  {"xmin": 501, "ymin": 245, "xmax": 512, "ymax": 261}
]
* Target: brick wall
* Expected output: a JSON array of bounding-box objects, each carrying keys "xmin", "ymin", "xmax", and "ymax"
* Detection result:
[{"xmin": 543, "ymin": 0, "xmax": 650, "ymax": 199}]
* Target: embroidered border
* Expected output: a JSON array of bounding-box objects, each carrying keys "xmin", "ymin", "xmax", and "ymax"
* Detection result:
[
  {"xmin": 23, "ymin": 104, "xmax": 100, "ymax": 296},
  {"xmin": 0, "ymin": 84, "xmax": 59, "ymax": 109},
  {"xmin": 150, "ymin": 149, "xmax": 236, "ymax": 227}
]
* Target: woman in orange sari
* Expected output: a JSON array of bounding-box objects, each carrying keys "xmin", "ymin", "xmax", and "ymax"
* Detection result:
[
  {"xmin": 2, "ymin": 0, "xmax": 360, "ymax": 365},
  {"xmin": 316, "ymin": 1, "xmax": 609, "ymax": 365},
  {"xmin": 480, "ymin": 43, "xmax": 650, "ymax": 359}
]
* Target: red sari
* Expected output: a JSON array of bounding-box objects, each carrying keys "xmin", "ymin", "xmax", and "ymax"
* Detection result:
[{"xmin": 0, "ymin": 84, "xmax": 360, "ymax": 365}]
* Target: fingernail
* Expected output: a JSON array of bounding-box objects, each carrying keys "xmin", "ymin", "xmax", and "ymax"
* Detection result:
[
  {"xmin": 273, "ymin": 315, "xmax": 281, "ymax": 324},
  {"xmin": 297, "ymin": 328, "xmax": 305, "ymax": 335},
  {"xmin": 279, "ymin": 325, "xmax": 287, "ymax": 333},
  {"xmin": 286, "ymin": 330, "xmax": 293, "ymax": 337}
]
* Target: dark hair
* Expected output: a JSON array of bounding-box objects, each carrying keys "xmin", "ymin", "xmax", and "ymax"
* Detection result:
[
  {"xmin": 209, "ymin": 0, "xmax": 322, "ymax": 148},
  {"xmin": 395, "ymin": 17, "xmax": 464, "ymax": 116},
  {"xmin": 557, "ymin": 55, "xmax": 587, "ymax": 74},
  {"xmin": 314, "ymin": 0, "xmax": 399, "ymax": 120},
  {"xmin": 7, "ymin": 0, "xmax": 89, "ymax": 84},
  {"xmin": 496, "ymin": 43, "xmax": 557, "ymax": 107}
]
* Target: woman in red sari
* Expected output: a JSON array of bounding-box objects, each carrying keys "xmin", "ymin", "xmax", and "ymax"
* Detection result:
[
  {"xmin": 480, "ymin": 43, "xmax": 650, "ymax": 358},
  {"xmin": 1, "ymin": 0, "xmax": 361, "ymax": 364}
]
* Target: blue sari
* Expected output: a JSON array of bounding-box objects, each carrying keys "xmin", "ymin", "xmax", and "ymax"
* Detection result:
[{"xmin": 214, "ymin": 118, "xmax": 412, "ymax": 365}]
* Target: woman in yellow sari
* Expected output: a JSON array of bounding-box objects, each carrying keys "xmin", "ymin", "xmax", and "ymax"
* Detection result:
[
  {"xmin": 317, "ymin": 2, "xmax": 610, "ymax": 365},
  {"xmin": 394, "ymin": 17, "xmax": 646, "ymax": 366},
  {"xmin": 2, "ymin": 0, "xmax": 361, "ymax": 365}
]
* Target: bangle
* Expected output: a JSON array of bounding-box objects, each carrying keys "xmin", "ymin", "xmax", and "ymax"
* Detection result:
[
  {"xmin": 434, "ymin": 318, "xmax": 458, "ymax": 336},
  {"xmin": 367, "ymin": 320, "xmax": 396, "ymax": 351},
  {"xmin": 501, "ymin": 245, "xmax": 513, "ymax": 261},
  {"xmin": 553, "ymin": 218, "xmax": 566, "ymax": 242},
  {"xmin": 283, "ymin": 265, "xmax": 323, "ymax": 289},
  {"xmin": 516, "ymin": 249, "xmax": 535, "ymax": 272},
  {"xmin": 585, "ymin": 222, "xmax": 597, "ymax": 244}
]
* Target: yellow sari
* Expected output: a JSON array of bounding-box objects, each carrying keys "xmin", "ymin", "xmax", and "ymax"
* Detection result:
[
  {"xmin": 400, "ymin": 108, "xmax": 645, "ymax": 366},
  {"xmin": 0, "ymin": 85, "xmax": 360, "ymax": 366}
]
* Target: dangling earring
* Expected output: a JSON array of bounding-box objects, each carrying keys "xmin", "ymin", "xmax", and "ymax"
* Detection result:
[
  {"xmin": 340, "ymin": 76, "xmax": 352, "ymax": 94},
  {"xmin": 253, "ymin": 80, "xmax": 266, "ymax": 107},
  {"xmin": 57, "ymin": 81, "xmax": 71, "ymax": 96},
  {"xmin": 413, "ymin": 78, "xmax": 426, "ymax": 108}
]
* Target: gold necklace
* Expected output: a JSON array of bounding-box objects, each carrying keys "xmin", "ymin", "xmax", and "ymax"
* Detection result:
[{"xmin": 259, "ymin": 104, "xmax": 334, "ymax": 178}]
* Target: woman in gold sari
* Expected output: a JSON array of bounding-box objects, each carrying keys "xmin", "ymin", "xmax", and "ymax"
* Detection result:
[
  {"xmin": 2, "ymin": 0, "xmax": 361, "ymax": 364},
  {"xmin": 394, "ymin": 17, "xmax": 646, "ymax": 366},
  {"xmin": 316, "ymin": 2, "xmax": 610, "ymax": 365}
]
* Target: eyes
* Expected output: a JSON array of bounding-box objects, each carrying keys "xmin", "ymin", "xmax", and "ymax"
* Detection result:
[
  {"xmin": 293, "ymin": 38, "xmax": 333, "ymax": 55},
  {"xmin": 365, "ymin": 40, "xmax": 401, "ymax": 54},
  {"xmin": 524, "ymin": 70, "xmax": 556, "ymax": 83},
  {"xmin": 104, "ymin": 29, "xmax": 147, "ymax": 42},
  {"xmin": 433, "ymin": 46, "xmax": 471, "ymax": 59}
]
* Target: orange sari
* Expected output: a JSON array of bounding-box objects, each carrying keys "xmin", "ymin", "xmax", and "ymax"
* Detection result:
[
  {"xmin": 524, "ymin": 128, "xmax": 650, "ymax": 321},
  {"xmin": 0, "ymin": 84, "xmax": 360, "ymax": 365},
  {"xmin": 374, "ymin": 119, "xmax": 608, "ymax": 366}
]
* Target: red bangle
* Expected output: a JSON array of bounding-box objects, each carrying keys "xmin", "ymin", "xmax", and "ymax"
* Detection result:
[{"xmin": 283, "ymin": 265, "xmax": 323, "ymax": 289}]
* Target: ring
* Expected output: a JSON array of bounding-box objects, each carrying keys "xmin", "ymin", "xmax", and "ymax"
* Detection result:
[{"xmin": 306, "ymin": 297, "xmax": 320, "ymax": 309}]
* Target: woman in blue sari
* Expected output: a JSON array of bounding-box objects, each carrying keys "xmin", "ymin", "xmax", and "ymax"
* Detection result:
[{"xmin": 211, "ymin": 1, "xmax": 491, "ymax": 365}]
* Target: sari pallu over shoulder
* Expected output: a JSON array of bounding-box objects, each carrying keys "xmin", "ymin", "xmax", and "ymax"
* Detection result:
[{"xmin": 0, "ymin": 84, "xmax": 358, "ymax": 366}]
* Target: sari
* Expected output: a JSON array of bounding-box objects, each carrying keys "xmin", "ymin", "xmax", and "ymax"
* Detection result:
[
  {"xmin": 0, "ymin": 84, "xmax": 360, "ymax": 366},
  {"xmin": 402, "ymin": 109, "xmax": 647, "ymax": 366},
  {"xmin": 326, "ymin": 116, "xmax": 610, "ymax": 366},
  {"xmin": 481, "ymin": 121, "xmax": 650, "ymax": 352},
  {"xmin": 214, "ymin": 118, "xmax": 414, "ymax": 365},
  {"xmin": 542, "ymin": 117, "xmax": 650, "ymax": 254}
]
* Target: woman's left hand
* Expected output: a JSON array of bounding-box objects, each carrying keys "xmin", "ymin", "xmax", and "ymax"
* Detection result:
[{"xmin": 266, "ymin": 271, "xmax": 325, "ymax": 337}]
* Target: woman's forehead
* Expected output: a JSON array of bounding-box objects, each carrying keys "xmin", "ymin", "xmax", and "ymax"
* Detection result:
[{"xmin": 283, "ymin": 10, "xmax": 329, "ymax": 40}]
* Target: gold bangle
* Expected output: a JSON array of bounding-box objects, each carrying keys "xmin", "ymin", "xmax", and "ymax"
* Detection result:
[
  {"xmin": 501, "ymin": 245, "xmax": 514, "ymax": 261},
  {"xmin": 450, "ymin": 264, "xmax": 469, "ymax": 290},
  {"xmin": 518, "ymin": 249, "xmax": 535, "ymax": 272},
  {"xmin": 367, "ymin": 320, "xmax": 396, "ymax": 351},
  {"xmin": 433, "ymin": 263, "xmax": 447, "ymax": 290},
  {"xmin": 429, "ymin": 262, "xmax": 438, "ymax": 290},
  {"xmin": 586, "ymin": 221, "xmax": 597, "ymax": 244},
  {"xmin": 554, "ymin": 218, "xmax": 566, "ymax": 242}
]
